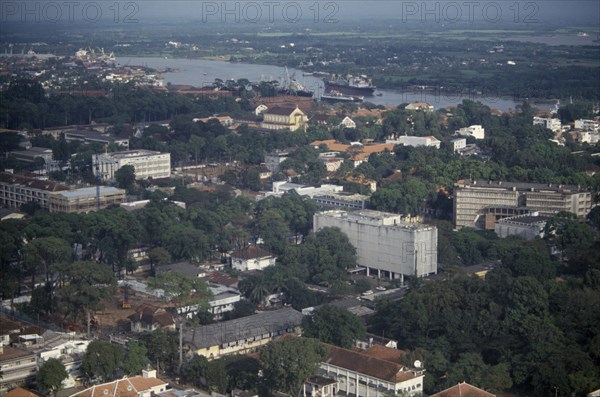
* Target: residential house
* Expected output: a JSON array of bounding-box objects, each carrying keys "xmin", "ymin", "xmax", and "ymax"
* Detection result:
[
  {"xmin": 183, "ymin": 307, "xmax": 303, "ymax": 360},
  {"xmin": 37, "ymin": 338, "xmax": 90, "ymax": 388},
  {"xmin": 430, "ymin": 382, "xmax": 495, "ymax": 397},
  {"xmin": 230, "ymin": 246, "xmax": 276, "ymax": 272},
  {"xmin": 207, "ymin": 286, "xmax": 241, "ymax": 320},
  {"xmin": 68, "ymin": 370, "xmax": 169, "ymax": 397},
  {"xmin": 129, "ymin": 305, "xmax": 176, "ymax": 333},
  {"xmin": 339, "ymin": 116, "xmax": 356, "ymax": 129},
  {"xmin": 318, "ymin": 344, "xmax": 425, "ymax": 397},
  {"xmin": 260, "ymin": 106, "xmax": 308, "ymax": 132}
]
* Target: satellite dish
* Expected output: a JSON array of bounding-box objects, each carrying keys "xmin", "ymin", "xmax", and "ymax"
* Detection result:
[{"xmin": 413, "ymin": 360, "xmax": 422, "ymax": 368}]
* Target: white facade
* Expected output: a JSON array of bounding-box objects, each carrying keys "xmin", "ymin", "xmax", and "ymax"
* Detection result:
[
  {"xmin": 533, "ymin": 117, "xmax": 562, "ymax": 133},
  {"xmin": 450, "ymin": 138, "xmax": 467, "ymax": 152},
  {"xmin": 386, "ymin": 136, "xmax": 441, "ymax": 149},
  {"xmin": 38, "ymin": 339, "xmax": 90, "ymax": 388},
  {"xmin": 264, "ymin": 152, "xmax": 290, "ymax": 173},
  {"xmin": 456, "ymin": 125, "xmax": 485, "ymax": 140},
  {"xmin": 93, "ymin": 150, "xmax": 171, "ymax": 181},
  {"xmin": 574, "ymin": 119, "xmax": 598, "ymax": 132},
  {"xmin": 314, "ymin": 210, "xmax": 437, "ymax": 280},
  {"xmin": 339, "ymin": 117, "xmax": 356, "ymax": 129},
  {"xmin": 494, "ymin": 214, "xmax": 548, "ymax": 240}
]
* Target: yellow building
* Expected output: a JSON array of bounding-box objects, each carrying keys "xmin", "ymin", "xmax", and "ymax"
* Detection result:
[
  {"xmin": 182, "ymin": 307, "xmax": 302, "ymax": 360},
  {"xmin": 260, "ymin": 106, "xmax": 308, "ymax": 132}
]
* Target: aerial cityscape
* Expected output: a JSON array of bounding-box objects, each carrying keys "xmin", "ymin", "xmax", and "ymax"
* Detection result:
[{"xmin": 0, "ymin": 1, "xmax": 599, "ymax": 397}]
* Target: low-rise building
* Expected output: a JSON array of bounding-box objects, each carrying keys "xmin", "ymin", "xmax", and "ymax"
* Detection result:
[
  {"xmin": 230, "ymin": 246, "xmax": 276, "ymax": 272},
  {"xmin": 129, "ymin": 305, "xmax": 176, "ymax": 333},
  {"xmin": 36, "ymin": 338, "xmax": 90, "ymax": 388},
  {"xmin": 260, "ymin": 106, "xmax": 308, "ymax": 132},
  {"xmin": 386, "ymin": 135, "xmax": 441, "ymax": 149},
  {"xmin": 8, "ymin": 147, "xmax": 54, "ymax": 164},
  {"xmin": 312, "ymin": 192, "xmax": 369, "ymax": 211},
  {"xmin": 64, "ymin": 130, "xmax": 129, "ymax": 148},
  {"xmin": 183, "ymin": 307, "xmax": 303, "ymax": 360},
  {"xmin": 48, "ymin": 186, "xmax": 127, "ymax": 213},
  {"xmin": 404, "ymin": 102, "xmax": 434, "ymax": 112},
  {"xmin": 574, "ymin": 119, "xmax": 599, "ymax": 132},
  {"xmin": 456, "ymin": 124, "xmax": 485, "ymax": 140},
  {"xmin": 93, "ymin": 150, "xmax": 171, "ymax": 181},
  {"xmin": 0, "ymin": 172, "xmax": 69, "ymax": 210},
  {"xmin": 318, "ymin": 152, "xmax": 345, "ymax": 172},
  {"xmin": 68, "ymin": 370, "xmax": 168, "ymax": 397},
  {"xmin": 207, "ymin": 286, "xmax": 241, "ymax": 320},
  {"xmin": 339, "ymin": 117, "xmax": 356, "ymax": 129},
  {"xmin": 430, "ymin": 382, "xmax": 495, "ymax": 397},
  {"xmin": 0, "ymin": 346, "xmax": 37, "ymax": 393},
  {"xmin": 319, "ymin": 344, "xmax": 425, "ymax": 397},
  {"xmin": 494, "ymin": 214, "xmax": 548, "ymax": 240}
]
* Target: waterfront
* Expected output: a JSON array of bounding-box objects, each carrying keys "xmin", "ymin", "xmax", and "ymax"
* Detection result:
[{"xmin": 118, "ymin": 57, "xmax": 553, "ymax": 112}]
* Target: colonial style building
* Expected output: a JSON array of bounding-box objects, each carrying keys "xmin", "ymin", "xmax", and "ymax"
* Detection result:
[
  {"xmin": 48, "ymin": 186, "xmax": 127, "ymax": 213},
  {"xmin": 260, "ymin": 106, "xmax": 308, "ymax": 132},
  {"xmin": 318, "ymin": 345, "xmax": 425, "ymax": 397},
  {"xmin": 314, "ymin": 210, "xmax": 438, "ymax": 281},
  {"xmin": 93, "ymin": 150, "xmax": 171, "ymax": 181},
  {"xmin": 68, "ymin": 370, "xmax": 168, "ymax": 397},
  {"xmin": 128, "ymin": 305, "xmax": 176, "ymax": 333},
  {"xmin": 454, "ymin": 179, "xmax": 592, "ymax": 229},
  {"xmin": 183, "ymin": 308, "xmax": 302, "ymax": 360},
  {"xmin": 430, "ymin": 382, "xmax": 495, "ymax": 397},
  {"xmin": 230, "ymin": 246, "xmax": 276, "ymax": 272},
  {"xmin": 0, "ymin": 346, "xmax": 37, "ymax": 393},
  {"xmin": 0, "ymin": 172, "xmax": 68, "ymax": 210}
]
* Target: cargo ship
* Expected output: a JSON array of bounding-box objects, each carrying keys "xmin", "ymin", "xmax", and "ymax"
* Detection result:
[
  {"xmin": 320, "ymin": 90, "xmax": 364, "ymax": 103},
  {"xmin": 323, "ymin": 74, "xmax": 376, "ymax": 96}
]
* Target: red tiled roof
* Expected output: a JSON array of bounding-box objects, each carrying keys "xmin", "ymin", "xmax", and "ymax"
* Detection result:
[
  {"xmin": 266, "ymin": 106, "xmax": 301, "ymax": 116},
  {"xmin": 0, "ymin": 172, "xmax": 69, "ymax": 192},
  {"xmin": 231, "ymin": 245, "xmax": 274, "ymax": 260},
  {"xmin": 206, "ymin": 272, "xmax": 239, "ymax": 287},
  {"xmin": 128, "ymin": 305, "xmax": 174, "ymax": 327},
  {"xmin": 325, "ymin": 345, "xmax": 420, "ymax": 383},
  {"xmin": 4, "ymin": 387, "xmax": 40, "ymax": 397},
  {"xmin": 70, "ymin": 376, "xmax": 167, "ymax": 397},
  {"xmin": 430, "ymin": 382, "xmax": 496, "ymax": 397},
  {"xmin": 361, "ymin": 345, "xmax": 408, "ymax": 364}
]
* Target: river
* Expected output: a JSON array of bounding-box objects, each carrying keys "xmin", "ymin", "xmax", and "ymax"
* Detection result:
[{"xmin": 118, "ymin": 57, "xmax": 553, "ymax": 112}]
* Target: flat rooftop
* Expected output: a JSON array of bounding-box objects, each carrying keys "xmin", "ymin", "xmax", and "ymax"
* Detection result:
[
  {"xmin": 457, "ymin": 179, "xmax": 588, "ymax": 193},
  {"xmin": 55, "ymin": 186, "xmax": 124, "ymax": 198},
  {"xmin": 317, "ymin": 209, "xmax": 433, "ymax": 230},
  {"xmin": 103, "ymin": 150, "xmax": 166, "ymax": 159}
]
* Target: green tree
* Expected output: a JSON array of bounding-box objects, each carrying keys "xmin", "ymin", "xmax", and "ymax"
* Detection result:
[
  {"xmin": 115, "ymin": 164, "xmax": 136, "ymax": 190},
  {"xmin": 55, "ymin": 261, "xmax": 116, "ymax": 333},
  {"xmin": 182, "ymin": 354, "xmax": 208, "ymax": 388},
  {"xmin": 260, "ymin": 337, "xmax": 328, "ymax": 397},
  {"xmin": 81, "ymin": 340, "xmax": 124, "ymax": 381},
  {"xmin": 139, "ymin": 329, "xmax": 179, "ymax": 373},
  {"xmin": 147, "ymin": 272, "xmax": 211, "ymax": 308},
  {"xmin": 123, "ymin": 341, "xmax": 148, "ymax": 376},
  {"xmin": 37, "ymin": 358, "xmax": 68, "ymax": 396},
  {"xmin": 206, "ymin": 359, "xmax": 229, "ymax": 393},
  {"xmin": 23, "ymin": 236, "xmax": 72, "ymax": 290},
  {"xmin": 148, "ymin": 247, "xmax": 171, "ymax": 274},
  {"xmin": 301, "ymin": 305, "xmax": 366, "ymax": 348}
]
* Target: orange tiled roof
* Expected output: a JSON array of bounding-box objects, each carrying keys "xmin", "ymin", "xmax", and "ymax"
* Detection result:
[
  {"xmin": 4, "ymin": 388, "xmax": 40, "ymax": 397},
  {"xmin": 430, "ymin": 382, "xmax": 495, "ymax": 397},
  {"xmin": 71, "ymin": 376, "xmax": 167, "ymax": 397},
  {"xmin": 361, "ymin": 345, "xmax": 408, "ymax": 364}
]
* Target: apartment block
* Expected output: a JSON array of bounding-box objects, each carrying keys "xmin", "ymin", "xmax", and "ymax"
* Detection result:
[
  {"xmin": 93, "ymin": 150, "xmax": 171, "ymax": 181},
  {"xmin": 0, "ymin": 172, "xmax": 69, "ymax": 209},
  {"xmin": 454, "ymin": 179, "xmax": 592, "ymax": 229},
  {"xmin": 314, "ymin": 210, "xmax": 438, "ymax": 280}
]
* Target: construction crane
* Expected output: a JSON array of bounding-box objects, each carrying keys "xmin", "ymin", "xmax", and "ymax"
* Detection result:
[{"xmin": 95, "ymin": 154, "xmax": 101, "ymax": 210}]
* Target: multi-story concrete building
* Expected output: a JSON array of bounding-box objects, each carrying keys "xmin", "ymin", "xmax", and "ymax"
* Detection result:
[
  {"xmin": 386, "ymin": 135, "xmax": 441, "ymax": 149},
  {"xmin": 494, "ymin": 214, "xmax": 549, "ymax": 240},
  {"xmin": 48, "ymin": 186, "xmax": 127, "ymax": 213},
  {"xmin": 0, "ymin": 345, "xmax": 37, "ymax": 393},
  {"xmin": 456, "ymin": 125, "xmax": 485, "ymax": 140},
  {"xmin": 574, "ymin": 119, "xmax": 599, "ymax": 132},
  {"xmin": 450, "ymin": 137, "xmax": 467, "ymax": 152},
  {"xmin": 8, "ymin": 147, "xmax": 54, "ymax": 164},
  {"xmin": 314, "ymin": 210, "xmax": 438, "ymax": 280},
  {"xmin": 64, "ymin": 130, "xmax": 129, "ymax": 148},
  {"xmin": 0, "ymin": 172, "xmax": 69, "ymax": 209},
  {"xmin": 93, "ymin": 150, "xmax": 171, "ymax": 181},
  {"xmin": 264, "ymin": 151, "xmax": 290, "ymax": 173},
  {"xmin": 533, "ymin": 117, "xmax": 562, "ymax": 133},
  {"xmin": 454, "ymin": 179, "xmax": 592, "ymax": 229}
]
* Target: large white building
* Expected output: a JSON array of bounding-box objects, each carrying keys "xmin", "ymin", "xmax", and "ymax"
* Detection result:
[
  {"xmin": 456, "ymin": 125, "xmax": 485, "ymax": 140},
  {"xmin": 314, "ymin": 210, "xmax": 437, "ymax": 280},
  {"xmin": 93, "ymin": 150, "xmax": 171, "ymax": 181},
  {"xmin": 386, "ymin": 136, "xmax": 441, "ymax": 149},
  {"xmin": 533, "ymin": 117, "xmax": 562, "ymax": 133}
]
